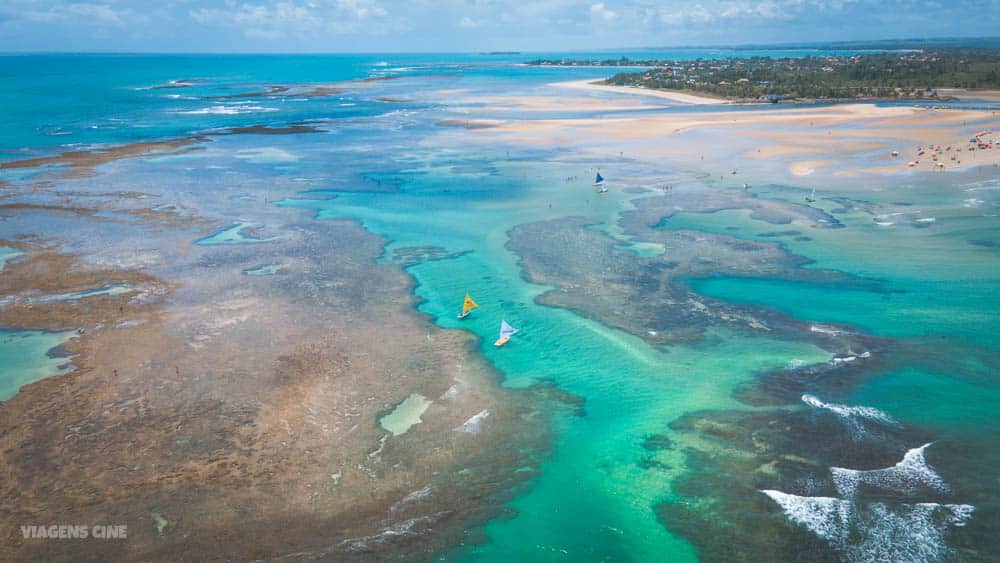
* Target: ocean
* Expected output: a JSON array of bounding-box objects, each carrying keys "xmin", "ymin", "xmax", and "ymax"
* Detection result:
[{"xmin": 1, "ymin": 51, "xmax": 998, "ymax": 561}]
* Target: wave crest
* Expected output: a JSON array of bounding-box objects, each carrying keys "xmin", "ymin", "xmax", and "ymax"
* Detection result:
[
  {"xmin": 831, "ymin": 443, "xmax": 949, "ymax": 498},
  {"xmin": 763, "ymin": 489, "xmax": 974, "ymax": 561}
]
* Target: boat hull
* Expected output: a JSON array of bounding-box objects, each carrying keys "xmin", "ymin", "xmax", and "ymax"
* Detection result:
[
  {"xmin": 494, "ymin": 337, "xmax": 510, "ymax": 347},
  {"xmin": 457, "ymin": 311, "xmax": 471, "ymax": 319}
]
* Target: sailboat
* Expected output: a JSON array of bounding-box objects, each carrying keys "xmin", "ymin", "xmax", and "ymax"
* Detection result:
[
  {"xmin": 494, "ymin": 320, "xmax": 518, "ymax": 347},
  {"xmin": 457, "ymin": 293, "xmax": 478, "ymax": 319},
  {"xmin": 594, "ymin": 172, "xmax": 608, "ymax": 193},
  {"xmin": 805, "ymin": 188, "xmax": 816, "ymax": 203}
]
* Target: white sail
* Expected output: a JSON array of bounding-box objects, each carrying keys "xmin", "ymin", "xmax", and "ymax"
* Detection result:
[{"xmin": 499, "ymin": 320, "xmax": 518, "ymax": 339}]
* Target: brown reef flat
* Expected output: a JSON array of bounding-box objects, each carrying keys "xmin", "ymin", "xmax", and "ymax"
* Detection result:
[
  {"xmin": 507, "ymin": 190, "xmax": 872, "ymax": 352},
  {"xmin": 217, "ymin": 124, "xmax": 325, "ymax": 136},
  {"xmin": 0, "ymin": 167, "xmax": 551, "ymax": 561},
  {"xmin": 0, "ymin": 138, "xmax": 206, "ymax": 179}
]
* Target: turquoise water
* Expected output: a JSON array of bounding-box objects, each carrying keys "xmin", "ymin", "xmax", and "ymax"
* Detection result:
[
  {"xmin": 243, "ymin": 263, "xmax": 284, "ymax": 276},
  {"xmin": 1, "ymin": 52, "xmax": 998, "ymax": 560},
  {"xmin": 689, "ymin": 276, "xmax": 1000, "ymax": 342},
  {"xmin": 0, "ymin": 49, "xmax": 893, "ymax": 158},
  {"xmin": 0, "ymin": 245, "xmax": 21, "ymax": 270},
  {"xmin": 196, "ymin": 222, "xmax": 286, "ymax": 245},
  {"xmin": 0, "ymin": 329, "xmax": 73, "ymax": 401},
  {"xmin": 283, "ymin": 155, "xmax": 833, "ymax": 561},
  {"xmin": 26, "ymin": 284, "xmax": 134, "ymax": 304}
]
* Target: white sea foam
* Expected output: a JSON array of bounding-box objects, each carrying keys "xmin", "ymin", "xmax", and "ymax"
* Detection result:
[
  {"xmin": 802, "ymin": 395, "xmax": 896, "ymax": 425},
  {"xmin": 831, "ymin": 355, "xmax": 857, "ymax": 364},
  {"xmin": 831, "ymin": 443, "xmax": 949, "ymax": 498},
  {"xmin": 763, "ymin": 490, "xmax": 851, "ymax": 541},
  {"xmin": 762, "ymin": 489, "xmax": 974, "ymax": 561},
  {"xmin": 454, "ymin": 409, "xmax": 490, "ymax": 433},
  {"xmin": 390, "ymin": 485, "xmax": 433, "ymax": 513},
  {"xmin": 440, "ymin": 385, "xmax": 458, "ymax": 400},
  {"xmin": 916, "ymin": 217, "xmax": 937, "ymax": 223},
  {"xmin": 809, "ymin": 324, "xmax": 842, "ymax": 336},
  {"xmin": 177, "ymin": 105, "xmax": 279, "ymax": 115},
  {"xmin": 802, "ymin": 394, "xmax": 896, "ymax": 439},
  {"xmin": 234, "ymin": 147, "xmax": 299, "ymax": 163}
]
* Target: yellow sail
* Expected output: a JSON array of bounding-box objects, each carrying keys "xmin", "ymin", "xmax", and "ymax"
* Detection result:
[{"xmin": 461, "ymin": 293, "xmax": 479, "ymax": 315}]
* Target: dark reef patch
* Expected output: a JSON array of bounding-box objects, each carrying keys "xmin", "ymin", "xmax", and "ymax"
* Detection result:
[
  {"xmin": 391, "ymin": 246, "xmax": 471, "ymax": 267},
  {"xmin": 642, "ymin": 434, "xmax": 673, "ymax": 451},
  {"xmin": 508, "ymin": 215, "xmax": 872, "ymax": 351}
]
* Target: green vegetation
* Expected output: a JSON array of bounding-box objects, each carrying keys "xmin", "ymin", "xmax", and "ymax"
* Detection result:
[{"xmin": 529, "ymin": 50, "xmax": 1000, "ymax": 102}]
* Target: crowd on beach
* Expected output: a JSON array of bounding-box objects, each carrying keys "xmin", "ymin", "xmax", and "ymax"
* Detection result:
[{"xmin": 905, "ymin": 130, "xmax": 996, "ymax": 170}]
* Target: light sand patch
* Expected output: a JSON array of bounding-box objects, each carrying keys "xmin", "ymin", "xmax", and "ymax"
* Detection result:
[
  {"xmin": 746, "ymin": 145, "xmax": 825, "ymax": 159},
  {"xmin": 554, "ymin": 79, "xmax": 729, "ymax": 105},
  {"xmin": 487, "ymin": 104, "xmax": 916, "ymax": 141},
  {"xmin": 460, "ymin": 102, "xmax": 999, "ymax": 176},
  {"xmin": 451, "ymin": 93, "xmax": 653, "ymax": 112},
  {"xmin": 865, "ymin": 107, "xmax": 997, "ymax": 128},
  {"xmin": 790, "ymin": 160, "xmax": 832, "ymax": 176},
  {"xmin": 431, "ymin": 88, "xmax": 472, "ymax": 97}
]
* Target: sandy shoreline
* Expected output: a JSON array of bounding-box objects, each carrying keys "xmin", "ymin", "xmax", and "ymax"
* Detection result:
[
  {"xmin": 453, "ymin": 100, "xmax": 999, "ymax": 178},
  {"xmin": 553, "ymin": 79, "xmax": 730, "ymax": 105}
]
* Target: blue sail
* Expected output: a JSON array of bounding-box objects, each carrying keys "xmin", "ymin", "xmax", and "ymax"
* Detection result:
[{"xmin": 595, "ymin": 172, "xmax": 604, "ymax": 183}]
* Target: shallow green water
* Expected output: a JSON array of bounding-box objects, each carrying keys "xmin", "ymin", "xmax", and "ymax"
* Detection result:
[
  {"xmin": 195, "ymin": 222, "xmax": 286, "ymax": 245},
  {"xmin": 689, "ymin": 276, "xmax": 1000, "ymax": 342},
  {"xmin": 2, "ymin": 51, "xmax": 997, "ymax": 559},
  {"xmin": 285, "ymin": 157, "xmax": 835, "ymax": 561},
  {"xmin": 380, "ymin": 393, "xmax": 432, "ymax": 436},
  {"xmin": 0, "ymin": 329, "xmax": 73, "ymax": 401},
  {"xmin": 27, "ymin": 284, "xmax": 134, "ymax": 304},
  {"xmin": 242, "ymin": 263, "xmax": 284, "ymax": 276},
  {"xmin": 282, "ymin": 146, "xmax": 1000, "ymax": 559},
  {"xmin": 0, "ymin": 245, "xmax": 21, "ymax": 271}
]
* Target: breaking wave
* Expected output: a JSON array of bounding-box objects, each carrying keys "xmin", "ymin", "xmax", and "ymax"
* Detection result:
[
  {"xmin": 801, "ymin": 394, "xmax": 896, "ymax": 439},
  {"xmin": 176, "ymin": 105, "xmax": 280, "ymax": 115},
  {"xmin": 831, "ymin": 443, "xmax": 949, "ymax": 498},
  {"xmin": 763, "ymin": 489, "xmax": 974, "ymax": 562}
]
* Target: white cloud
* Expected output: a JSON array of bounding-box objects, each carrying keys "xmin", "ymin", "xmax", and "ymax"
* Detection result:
[
  {"xmin": 590, "ymin": 2, "xmax": 618, "ymax": 20},
  {"xmin": 11, "ymin": 2, "xmax": 138, "ymax": 27},
  {"xmin": 0, "ymin": 0, "xmax": 992, "ymax": 51},
  {"xmin": 189, "ymin": 0, "xmax": 395, "ymax": 39}
]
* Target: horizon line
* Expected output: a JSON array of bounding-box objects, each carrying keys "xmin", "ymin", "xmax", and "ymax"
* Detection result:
[{"xmin": 1, "ymin": 35, "xmax": 998, "ymax": 57}]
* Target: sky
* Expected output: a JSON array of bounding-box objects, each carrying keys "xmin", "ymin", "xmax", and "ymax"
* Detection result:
[{"xmin": 0, "ymin": 0, "xmax": 997, "ymax": 53}]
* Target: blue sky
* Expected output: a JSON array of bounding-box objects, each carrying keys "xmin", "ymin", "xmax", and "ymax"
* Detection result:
[{"xmin": 0, "ymin": 0, "xmax": 997, "ymax": 52}]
